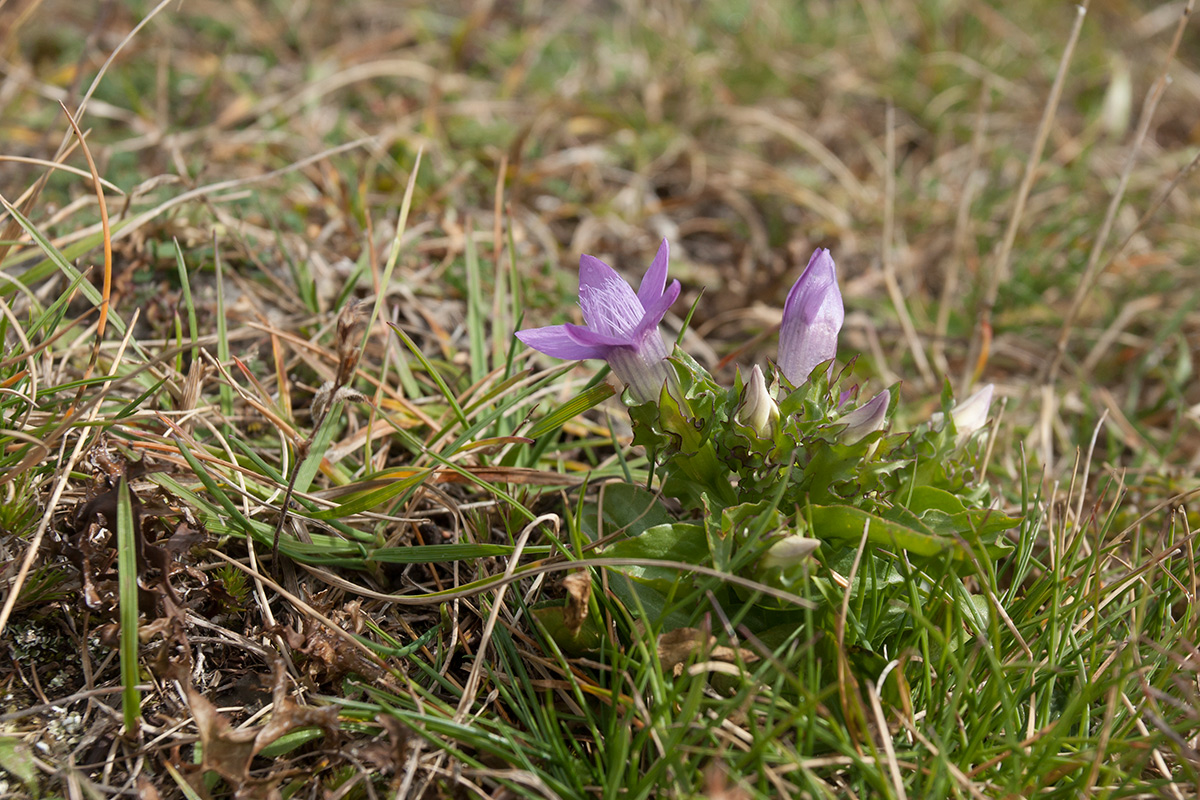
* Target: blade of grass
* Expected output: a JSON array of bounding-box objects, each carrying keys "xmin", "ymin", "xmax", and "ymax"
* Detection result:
[
  {"xmin": 368, "ymin": 148, "xmax": 422, "ymax": 398},
  {"xmin": 116, "ymin": 475, "xmax": 141, "ymax": 735},
  {"xmin": 464, "ymin": 223, "xmax": 487, "ymax": 384},
  {"xmin": 212, "ymin": 234, "xmax": 233, "ymax": 428},
  {"xmin": 388, "ymin": 323, "xmax": 469, "ymax": 430},
  {"xmin": 526, "ymin": 383, "xmax": 617, "ymax": 439},
  {"xmin": 173, "ymin": 239, "xmax": 199, "ymax": 360},
  {"xmin": 0, "ymin": 197, "xmax": 127, "ymax": 340}
]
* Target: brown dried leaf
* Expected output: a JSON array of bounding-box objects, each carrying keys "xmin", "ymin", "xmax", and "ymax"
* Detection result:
[
  {"xmin": 181, "ymin": 658, "xmax": 340, "ymax": 791},
  {"xmin": 284, "ymin": 617, "xmax": 385, "ymax": 685},
  {"xmin": 185, "ymin": 683, "xmax": 259, "ymax": 783},
  {"xmin": 255, "ymin": 658, "xmax": 341, "ymax": 751},
  {"xmin": 561, "ymin": 572, "xmax": 591, "ymax": 637},
  {"xmin": 656, "ymin": 628, "xmax": 758, "ymax": 676},
  {"xmin": 135, "ymin": 776, "xmax": 162, "ymax": 800},
  {"xmin": 333, "ymin": 299, "xmax": 365, "ymax": 387}
]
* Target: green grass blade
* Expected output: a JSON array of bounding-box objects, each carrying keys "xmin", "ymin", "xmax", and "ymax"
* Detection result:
[
  {"xmin": 307, "ymin": 468, "xmax": 430, "ymax": 520},
  {"xmin": 212, "ymin": 243, "xmax": 233, "ymax": 426},
  {"xmin": 173, "ymin": 239, "xmax": 199, "ymax": 359},
  {"xmin": 0, "ymin": 198, "xmax": 127, "ymax": 339},
  {"xmin": 526, "ymin": 383, "xmax": 617, "ymax": 438},
  {"xmin": 116, "ymin": 476, "xmax": 141, "ymax": 734},
  {"xmin": 464, "ymin": 224, "xmax": 487, "ymax": 384},
  {"xmin": 388, "ymin": 323, "xmax": 469, "ymax": 429}
]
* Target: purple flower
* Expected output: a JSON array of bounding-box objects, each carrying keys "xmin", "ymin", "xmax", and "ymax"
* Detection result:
[
  {"xmin": 778, "ymin": 248, "xmax": 844, "ymax": 385},
  {"xmin": 516, "ymin": 239, "xmax": 681, "ymax": 403}
]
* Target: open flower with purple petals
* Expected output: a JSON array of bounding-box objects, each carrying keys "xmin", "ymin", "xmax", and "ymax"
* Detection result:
[
  {"xmin": 517, "ymin": 240, "xmax": 681, "ymax": 403},
  {"xmin": 778, "ymin": 248, "xmax": 844, "ymax": 386}
]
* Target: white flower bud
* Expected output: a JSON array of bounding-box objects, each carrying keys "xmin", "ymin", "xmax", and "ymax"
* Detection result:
[
  {"xmin": 760, "ymin": 535, "xmax": 820, "ymax": 570},
  {"xmin": 838, "ymin": 389, "xmax": 890, "ymax": 444},
  {"xmin": 932, "ymin": 383, "xmax": 995, "ymax": 447},
  {"xmin": 735, "ymin": 365, "xmax": 780, "ymax": 438}
]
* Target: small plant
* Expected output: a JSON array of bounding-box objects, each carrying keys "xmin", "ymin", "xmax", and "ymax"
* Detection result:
[
  {"xmin": 213, "ymin": 563, "xmax": 251, "ymax": 614},
  {"xmin": 519, "ymin": 241, "xmax": 1018, "ymax": 653}
]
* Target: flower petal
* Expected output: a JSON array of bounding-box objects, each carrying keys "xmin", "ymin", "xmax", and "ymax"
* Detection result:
[
  {"xmin": 562, "ymin": 322, "xmax": 628, "ymax": 348},
  {"xmin": 951, "ymin": 383, "xmax": 994, "ymax": 441},
  {"xmin": 735, "ymin": 364, "xmax": 780, "ymax": 437},
  {"xmin": 516, "ymin": 325, "xmax": 610, "ymax": 360},
  {"xmin": 633, "ymin": 279, "xmax": 681, "ymax": 339},
  {"xmin": 577, "ymin": 255, "xmax": 643, "ymax": 340},
  {"xmin": 637, "ymin": 239, "xmax": 671, "ymax": 309}
]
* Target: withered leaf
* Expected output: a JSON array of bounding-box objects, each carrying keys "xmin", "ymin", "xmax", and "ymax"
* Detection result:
[
  {"xmin": 181, "ymin": 658, "xmax": 340, "ymax": 792},
  {"xmin": 657, "ymin": 628, "xmax": 758, "ymax": 676},
  {"xmin": 561, "ymin": 572, "xmax": 591, "ymax": 638}
]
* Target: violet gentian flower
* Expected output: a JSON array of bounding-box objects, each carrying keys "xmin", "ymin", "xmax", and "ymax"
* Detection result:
[
  {"xmin": 516, "ymin": 240, "xmax": 681, "ymax": 403},
  {"xmin": 778, "ymin": 248, "xmax": 844, "ymax": 385}
]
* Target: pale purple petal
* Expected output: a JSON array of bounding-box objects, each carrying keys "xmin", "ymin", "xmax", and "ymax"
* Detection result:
[
  {"xmin": 562, "ymin": 323, "xmax": 629, "ymax": 348},
  {"xmin": 637, "ymin": 239, "xmax": 670, "ymax": 309},
  {"xmin": 578, "ymin": 255, "xmax": 643, "ymax": 340},
  {"xmin": 516, "ymin": 325, "xmax": 610, "ymax": 360},
  {"xmin": 630, "ymin": 324, "xmax": 670, "ymax": 365},
  {"xmin": 778, "ymin": 248, "xmax": 844, "ymax": 385}
]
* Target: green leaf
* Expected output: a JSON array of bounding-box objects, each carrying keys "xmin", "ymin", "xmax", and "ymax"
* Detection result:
[
  {"xmin": 809, "ymin": 503, "xmax": 965, "ymax": 559},
  {"xmin": 526, "ymin": 383, "xmax": 617, "ymax": 438},
  {"xmin": 0, "ymin": 736, "xmax": 38, "ymax": 796},
  {"xmin": 580, "ymin": 483, "xmax": 674, "ymax": 541},
  {"xmin": 530, "ymin": 602, "xmax": 605, "ymax": 656},
  {"xmin": 599, "ymin": 522, "xmax": 709, "ymax": 588},
  {"xmin": 903, "ymin": 486, "xmax": 1018, "ymax": 556}
]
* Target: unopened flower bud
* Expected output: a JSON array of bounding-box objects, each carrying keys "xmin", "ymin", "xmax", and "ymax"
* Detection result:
[
  {"xmin": 932, "ymin": 383, "xmax": 995, "ymax": 447},
  {"xmin": 735, "ymin": 365, "xmax": 780, "ymax": 438},
  {"xmin": 778, "ymin": 249, "xmax": 843, "ymax": 385},
  {"xmin": 838, "ymin": 389, "xmax": 889, "ymax": 444},
  {"xmin": 760, "ymin": 535, "xmax": 821, "ymax": 570}
]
